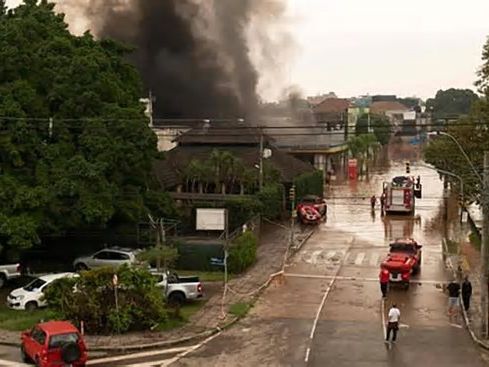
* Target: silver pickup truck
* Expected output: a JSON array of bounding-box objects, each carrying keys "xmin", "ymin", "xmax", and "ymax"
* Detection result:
[
  {"xmin": 0, "ymin": 263, "xmax": 22, "ymax": 288},
  {"xmin": 151, "ymin": 271, "xmax": 203, "ymax": 305}
]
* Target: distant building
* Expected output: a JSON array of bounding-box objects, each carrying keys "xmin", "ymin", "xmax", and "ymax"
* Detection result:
[
  {"xmin": 372, "ymin": 95, "xmax": 397, "ymax": 103},
  {"xmin": 370, "ymin": 101, "xmax": 409, "ymax": 126},
  {"xmin": 307, "ymin": 92, "xmax": 338, "ymax": 106},
  {"xmin": 312, "ymin": 98, "xmax": 350, "ymax": 129}
]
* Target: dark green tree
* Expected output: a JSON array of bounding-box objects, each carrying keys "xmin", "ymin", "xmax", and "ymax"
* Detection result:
[
  {"xmin": 0, "ymin": 1, "xmax": 170, "ymax": 258},
  {"xmin": 425, "ymin": 88, "xmax": 479, "ymax": 119},
  {"xmin": 355, "ymin": 114, "xmax": 392, "ymax": 145}
]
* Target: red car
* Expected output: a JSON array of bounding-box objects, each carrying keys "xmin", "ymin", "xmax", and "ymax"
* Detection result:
[
  {"xmin": 21, "ymin": 321, "xmax": 87, "ymax": 367},
  {"xmin": 380, "ymin": 238, "xmax": 422, "ymax": 289},
  {"xmin": 296, "ymin": 195, "xmax": 327, "ymax": 224}
]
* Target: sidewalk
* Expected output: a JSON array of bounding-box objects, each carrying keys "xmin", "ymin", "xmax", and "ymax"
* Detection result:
[
  {"xmin": 450, "ymin": 236, "xmax": 489, "ymax": 348},
  {"xmin": 0, "ymin": 222, "xmax": 313, "ymax": 351}
]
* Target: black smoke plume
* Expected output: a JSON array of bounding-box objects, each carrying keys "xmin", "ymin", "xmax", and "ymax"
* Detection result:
[{"xmin": 59, "ymin": 0, "xmax": 286, "ymax": 119}]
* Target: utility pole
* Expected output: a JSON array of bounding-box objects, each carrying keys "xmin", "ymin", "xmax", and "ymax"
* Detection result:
[
  {"xmin": 481, "ymin": 151, "xmax": 489, "ymax": 337},
  {"xmin": 289, "ymin": 185, "xmax": 296, "ymax": 248},
  {"xmin": 259, "ymin": 132, "xmax": 264, "ymax": 191}
]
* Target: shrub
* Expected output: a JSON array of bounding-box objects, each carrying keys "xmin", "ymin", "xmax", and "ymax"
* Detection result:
[
  {"xmin": 256, "ymin": 184, "xmax": 284, "ymax": 219},
  {"xmin": 294, "ymin": 170, "xmax": 324, "ymax": 200},
  {"xmin": 44, "ymin": 265, "xmax": 167, "ymax": 334},
  {"xmin": 228, "ymin": 231, "xmax": 257, "ymax": 273}
]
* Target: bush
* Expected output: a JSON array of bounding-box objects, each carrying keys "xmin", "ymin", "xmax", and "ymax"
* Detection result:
[
  {"xmin": 228, "ymin": 231, "xmax": 257, "ymax": 273},
  {"xmin": 44, "ymin": 265, "xmax": 167, "ymax": 334},
  {"xmin": 256, "ymin": 184, "xmax": 284, "ymax": 219},
  {"xmin": 294, "ymin": 170, "xmax": 324, "ymax": 200}
]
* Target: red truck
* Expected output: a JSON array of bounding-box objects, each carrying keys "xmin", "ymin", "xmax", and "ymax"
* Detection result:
[
  {"xmin": 380, "ymin": 238, "xmax": 422, "ymax": 289},
  {"xmin": 383, "ymin": 176, "xmax": 422, "ymax": 215}
]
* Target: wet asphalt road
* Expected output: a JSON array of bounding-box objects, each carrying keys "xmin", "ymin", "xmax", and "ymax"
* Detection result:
[{"xmin": 173, "ymin": 149, "xmax": 489, "ymax": 366}]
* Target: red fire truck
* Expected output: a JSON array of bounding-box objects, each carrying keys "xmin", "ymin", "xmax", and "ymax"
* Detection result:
[{"xmin": 383, "ymin": 176, "xmax": 422, "ymax": 215}]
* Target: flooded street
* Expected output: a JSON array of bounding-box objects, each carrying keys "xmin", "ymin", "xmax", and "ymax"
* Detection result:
[{"xmin": 172, "ymin": 144, "xmax": 488, "ymax": 367}]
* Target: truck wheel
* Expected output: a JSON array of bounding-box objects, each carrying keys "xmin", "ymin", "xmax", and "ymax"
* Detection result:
[
  {"xmin": 0, "ymin": 274, "xmax": 6, "ymax": 289},
  {"xmin": 20, "ymin": 345, "xmax": 30, "ymax": 363},
  {"xmin": 168, "ymin": 292, "xmax": 185, "ymax": 306},
  {"xmin": 25, "ymin": 301, "xmax": 38, "ymax": 312},
  {"xmin": 403, "ymin": 282, "xmax": 410, "ymax": 290}
]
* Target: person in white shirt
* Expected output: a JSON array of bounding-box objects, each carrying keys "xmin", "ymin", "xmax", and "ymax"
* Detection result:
[{"xmin": 386, "ymin": 304, "xmax": 401, "ymax": 343}]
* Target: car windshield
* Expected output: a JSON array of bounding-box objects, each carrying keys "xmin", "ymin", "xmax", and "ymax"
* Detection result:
[
  {"xmin": 390, "ymin": 244, "xmax": 415, "ymax": 253},
  {"xmin": 23, "ymin": 278, "xmax": 47, "ymax": 292},
  {"xmin": 48, "ymin": 332, "xmax": 79, "ymax": 349}
]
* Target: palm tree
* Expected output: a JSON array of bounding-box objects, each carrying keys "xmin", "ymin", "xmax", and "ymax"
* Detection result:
[{"xmin": 348, "ymin": 134, "xmax": 380, "ymax": 177}]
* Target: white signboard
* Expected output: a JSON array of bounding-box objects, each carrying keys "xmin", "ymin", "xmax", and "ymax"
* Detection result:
[{"xmin": 196, "ymin": 208, "xmax": 227, "ymax": 231}]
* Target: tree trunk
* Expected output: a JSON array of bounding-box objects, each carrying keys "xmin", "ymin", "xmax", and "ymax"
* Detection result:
[{"xmin": 240, "ymin": 183, "xmax": 245, "ymax": 195}]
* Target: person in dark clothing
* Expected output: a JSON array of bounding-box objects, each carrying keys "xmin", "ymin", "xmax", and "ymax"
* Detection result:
[
  {"xmin": 462, "ymin": 276, "xmax": 472, "ymax": 312},
  {"xmin": 371, "ymin": 195, "xmax": 377, "ymax": 210},
  {"xmin": 380, "ymin": 192, "xmax": 386, "ymax": 216},
  {"xmin": 447, "ymin": 279, "xmax": 461, "ymax": 322},
  {"xmin": 379, "ymin": 268, "xmax": 390, "ymax": 298}
]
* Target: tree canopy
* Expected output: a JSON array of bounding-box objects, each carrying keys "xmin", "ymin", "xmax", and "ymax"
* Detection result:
[
  {"xmin": 0, "ymin": 1, "xmax": 169, "ymax": 259},
  {"xmin": 425, "ymin": 88, "xmax": 479, "ymax": 119},
  {"xmin": 424, "ymin": 39, "xmax": 489, "ymax": 203},
  {"xmin": 356, "ymin": 114, "xmax": 392, "ymax": 145}
]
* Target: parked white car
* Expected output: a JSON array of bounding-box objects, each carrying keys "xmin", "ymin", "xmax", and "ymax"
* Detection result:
[
  {"xmin": 7, "ymin": 273, "xmax": 78, "ymax": 311},
  {"xmin": 73, "ymin": 247, "xmax": 142, "ymax": 271}
]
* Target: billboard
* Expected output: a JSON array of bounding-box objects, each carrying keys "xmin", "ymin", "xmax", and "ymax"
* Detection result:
[{"xmin": 196, "ymin": 209, "xmax": 227, "ymax": 231}]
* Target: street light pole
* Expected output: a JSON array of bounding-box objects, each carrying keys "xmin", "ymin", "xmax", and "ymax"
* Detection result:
[{"xmin": 482, "ymin": 152, "xmax": 489, "ymax": 337}]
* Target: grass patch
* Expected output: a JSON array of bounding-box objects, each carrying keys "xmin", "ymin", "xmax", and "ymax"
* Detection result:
[
  {"xmin": 156, "ymin": 301, "xmax": 206, "ymax": 332},
  {"xmin": 0, "ymin": 306, "xmax": 53, "ymax": 331},
  {"xmin": 177, "ymin": 270, "xmax": 232, "ymax": 282},
  {"xmin": 228, "ymin": 302, "xmax": 251, "ymax": 318}
]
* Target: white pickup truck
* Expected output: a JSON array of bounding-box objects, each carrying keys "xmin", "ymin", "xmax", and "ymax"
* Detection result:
[
  {"xmin": 151, "ymin": 271, "xmax": 203, "ymax": 305},
  {"xmin": 0, "ymin": 263, "xmax": 22, "ymax": 288}
]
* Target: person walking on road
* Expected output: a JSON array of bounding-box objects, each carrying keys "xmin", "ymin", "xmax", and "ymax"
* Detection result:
[
  {"xmin": 386, "ymin": 304, "xmax": 401, "ymax": 343},
  {"xmin": 371, "ymin": 195, "xmax": 377, "ymax": 211},
  {"xmin": 379, "ymin": 268, "xmax": 390, "ymax": 298},
  {"xmin": 462, "ymin": 276, "xmax": 472, "ymax": 312},
  {"xmin": 447, "ymin": 278, "xmax": 461, "ymax": 322},
  {"xmin": 380, "ymin": 192, "xmax": 386, "ymax": 216}
]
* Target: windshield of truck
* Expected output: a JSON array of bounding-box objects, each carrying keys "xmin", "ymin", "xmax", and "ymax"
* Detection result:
[
  {"xmin": 390, "ymin": 244, "xmax": 415, "ymax": 253},
  {"xmin": 23, "ymin": 278, "xmax": 47, "ymax": 292}
]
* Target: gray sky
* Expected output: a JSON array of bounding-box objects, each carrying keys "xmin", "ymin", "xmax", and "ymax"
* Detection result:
[
  {"xmin": 286, "ymin": 0, "xmax": 489, "ymax": 99},
  {"xmin": 6, "ymin": 0, "xmax": 489, "ymax": 100}
]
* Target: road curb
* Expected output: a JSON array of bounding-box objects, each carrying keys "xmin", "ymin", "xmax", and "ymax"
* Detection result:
[
  {"xmin": 291, "ymin": 229, "xmax": 315, "ymax": 255},
  {"xmin": 444, "ymin": 241, "xmax": 489, "ymax": 351}
]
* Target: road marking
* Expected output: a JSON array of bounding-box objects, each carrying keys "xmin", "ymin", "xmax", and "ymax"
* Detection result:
[
  {"xmin": 0, "ymin": 360, "xmax": 30, "ymax": 367},
  {"xmin": 303, "ymin": 238, "xmax": 355, "ymax": 363},
  {"xmin": 285, "ymin": 272, "xmax": 445, "ymax": 285},
  {"xmin": 309, "ymin": 277, "xmax": 335, "ymax": 340},
  {"xmin": 326, "ymin": 250, "xmax": 336, "ymax": 259},
  {"xmin": 381, "ymin": 298, "xmax": 386, "ymax": 340},
  {"xmin": 158, "ymin": 330, "xmax": 222, "ymax": 366},
  {"xmin": 354, "ymin": 252, "xmax": 366, "ymax": 265},
  {"xmin": 87, "ymin": 346, "xmax": 191, "ymax": 365},
  {"xmin": 310, "ymin": 250, "xmax": 323, "ymax": 264},
  {"xmin": 369, "ymin": 253, "xmax": 379, "ymax": 266}
]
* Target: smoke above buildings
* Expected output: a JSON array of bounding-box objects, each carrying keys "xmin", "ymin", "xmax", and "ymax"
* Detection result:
[{"xmin": 57, "ymin": 0, "xmax": 291, "ymax": 119}]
